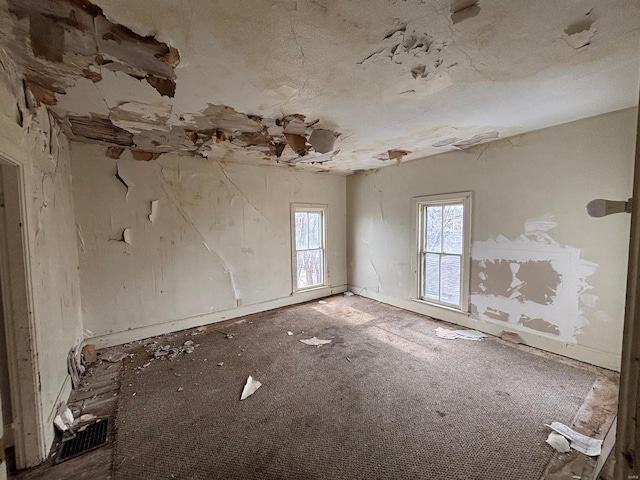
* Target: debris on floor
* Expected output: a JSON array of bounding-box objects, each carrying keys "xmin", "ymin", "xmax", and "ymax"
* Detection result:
[
  {"xmin": 287, "ymin": 331, "xmax": 294, "ymax": 336},
  {"xmin": 217, "ymin": 362, "xmax": 224, "ymax": 367},
  {"xmin": 545, "ymin": 422, "xmax": 603, "ymax": 456},
  {"xmin": 73, "ymin": 414, "xmax": 98, "ymax": 430},
  {"xmin": 81, "ymin": 344, "xmax": 98, "ymax": 364},
  {"xmin": 103, "ymin": 351, "xmax": 133, "ymax": 363},
  {"xmin": 153, "ymin": 340, "xmax": 197, "ymax": 360},
  {"xmin": 191, "ymin": 326, "xmax": 207, "ymax": 336},
  {"xmin": 500, "ymin": 331, "xmax": 523, "ymax": 344},
  {"xmin": 318, "ymin": 300, "xmax": 328, "ymax": 304},
  {"xmin": 344, "ymin": 291, "xmax": 355, "ymax": 296},
  {"xmin": 435, "ymin": 327, "xmax": 488, "ymax": 341},
  {"xmin": 300, "ymin": 337, "xmax": 332, "ymax": 346},
  {"xmin": 54, "ymin": 402, "xmax": 75, "ymax": 432},
  {"xmin": 240, "ymin": 376, "xmax": 262, "ymax": 400},
  {"xmin": 67, "ymin": 346, "xmax": 85, "ymax": 388},
  {"xmin": 546, "ymin": 432, "xmax": 571, "ymax": 453}
]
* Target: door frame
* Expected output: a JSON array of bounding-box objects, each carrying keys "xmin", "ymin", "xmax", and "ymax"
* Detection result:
[
  {"xmin": 616, "ymin": 103, "xmax": 640, "ymax": 478},
  {"xmin": 0, "ymin": 149, "xmax": 47, "ymax": 468}
]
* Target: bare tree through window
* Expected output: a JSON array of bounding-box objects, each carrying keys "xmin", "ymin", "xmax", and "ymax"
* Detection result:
[
  {"xmin": 421, "ymin": 202, "xmax": 464, "ymax": 306},
  {"xmin": 294, "ymin": 209, "xmax": 325, "ymax": 290}
]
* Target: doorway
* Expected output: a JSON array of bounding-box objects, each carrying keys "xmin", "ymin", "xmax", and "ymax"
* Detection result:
[{"xmin": 0, "ymin": 160, "xmax": 47, "ymax": 472}]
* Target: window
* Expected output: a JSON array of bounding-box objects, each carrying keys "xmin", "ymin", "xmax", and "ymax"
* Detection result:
[
  {"xmin": 416, "ymin": 192, "xmax": 471, "ymax": 311},
  {"xmin": 292, "ymin": 205, "xmax": 326, "ymax": 291}
]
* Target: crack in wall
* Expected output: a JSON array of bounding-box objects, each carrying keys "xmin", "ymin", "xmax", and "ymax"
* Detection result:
[
  {"xmin": 216, "ymin": 160, "xmax": 275, "ymax": 227},
  {"xmin": 158, "ymin": 172, "xmax": 239, "ymax": 300}
]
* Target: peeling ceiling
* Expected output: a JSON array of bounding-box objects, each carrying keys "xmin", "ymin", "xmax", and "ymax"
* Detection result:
[{"xmin": 1, "ymin": 0, "xmax": 639, "ymax": 173}]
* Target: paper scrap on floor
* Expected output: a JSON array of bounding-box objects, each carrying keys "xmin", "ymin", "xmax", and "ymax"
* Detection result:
[
  {"xmin": 240, "ymin": 376, "xmax": 262, "ymax": 400},
  {"xmin": 300, "ymin": 337, "xmax": 332, "ymax": 346},
  {"xmin": 435, "ymin": 327, "xmax": 488, "ymax": 341},
  {"xmin": 53, "ymin": 402, "xmax": 74, "ymax": 432},
  {"xmin": 546, "ymin": 432, "xmax": 571, "ymax": 453},
  {"xmin": 545, "ymin": 422, "xmax": 603, "ymax": 456},
  {"xmin": 344, "ymin": 291, "xmax": 354, "ymax": 296}
]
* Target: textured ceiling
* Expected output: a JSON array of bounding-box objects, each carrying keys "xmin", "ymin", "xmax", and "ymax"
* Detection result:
[{"xmin": 1, "ymin": 0, "xmax": 639, "ymax": 173}]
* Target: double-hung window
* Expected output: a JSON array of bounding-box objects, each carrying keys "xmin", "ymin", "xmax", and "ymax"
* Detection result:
[
  {"xmin": 292, "ymin": 205, "xmax": 326, "ymax": 291},
  {"xmin": 415, "ymin": 192, "xmax": 471, "ymax": 311}
]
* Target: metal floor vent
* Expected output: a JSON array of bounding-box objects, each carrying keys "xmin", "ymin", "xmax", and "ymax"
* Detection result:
[{"xmin": 55, "ymin": 417, "xmax": 110, "ymax": 463}]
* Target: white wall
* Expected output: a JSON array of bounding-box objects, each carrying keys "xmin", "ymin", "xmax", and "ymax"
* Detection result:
[
  {"xmin": 0, "ymin": 53, "xmax": 83, "ymax": 465},
  {"xmin": 71, "ymin": 143, "xmax": 347, "ymax": 346},
  {"xmin": 347, "ymin": 108, "xmax": 637, "ymax": 371}
]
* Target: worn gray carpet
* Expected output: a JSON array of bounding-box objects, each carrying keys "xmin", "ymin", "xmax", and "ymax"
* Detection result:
[{"xmin": 113, "ymin": 295, "xmax": 596, "ymax": 480}]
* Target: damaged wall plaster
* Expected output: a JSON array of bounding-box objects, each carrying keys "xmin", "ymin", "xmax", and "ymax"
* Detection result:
[
  {"xmin": 71, "ymin": 141, "xmax": 347, "ymax": 339},
  {"xmin": 347, "ymin": 109, "xmax": 636, "ymax": 370},
  {"xmin": 0, "ymin": 50, "xmax": 83, "ymax": 459},
  {"xmin": 470, "ymin": 224, "xmax": 597, "ymax": 343}
]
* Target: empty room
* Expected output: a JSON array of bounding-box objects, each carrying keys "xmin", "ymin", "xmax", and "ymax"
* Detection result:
[{"xmin": 0, "ymin": 0, "xmax": 639, "ymax": 479}]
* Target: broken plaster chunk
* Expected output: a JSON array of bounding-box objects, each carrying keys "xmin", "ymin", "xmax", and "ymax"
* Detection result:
[
  {"xmin": 564, "ymin": 26, "xmax": 597, "ymax": 49},
  {"xmin": 53, "ymin": 402, "xmax": 74, "ymax": 432},
  {"xmin": 149, "ymin": 200, "xmax": 159, "ymax": 224},
  {"xmin": 308, "ymin": 129, "xmax": 336, "ymax": 154},
  {"xmin": 284, "ymin": 133, "xmax": 308, "ymax": 155},
  {"xmin": 388, "ymin": 149, "xmax": 410, "ymax": 164},
  {"xmin": 240, "ymin": 376, "xmax": 262, "ymax": 400},
  {"xmin": 546, "ymin": 432, "xmax": 571, "ymax": 453},
  {"xmin": 123, "ymin": 228, "xmax": 133, "ymax": 245},
  {"xmin": 287, "ymin": 331, "xmax": 294, "ymax": 336},
  {"xmin": 300, "ymin": 337, "xmax": 332, "ymax": 347}
]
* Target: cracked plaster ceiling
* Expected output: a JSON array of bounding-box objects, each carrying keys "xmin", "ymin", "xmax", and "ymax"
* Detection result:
[{"xmin": 1, "ymin": 0, "xmax": 639, "ymax": 173}]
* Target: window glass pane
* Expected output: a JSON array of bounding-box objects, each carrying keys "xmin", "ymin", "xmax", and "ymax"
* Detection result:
[
  {"xmin": 440, "ymin": 255, "xmax": 461, "ymax": 305},
  {"xmin": 295, "ymin": 212, "xmax": 308, "ymax": 250},
  {"xmin": 422, "ymin": 253, "xmax": 440, "ymax": 299},
  {"xmin": 297, "ymin": 249, "xmax": 323, "ymax": 288},
  {"xmin": 425, "ymin": 206, "xmax": 442, "ymax": 252},
  {"xmin": 443, "ymin": 204, "xmax": 463, "ymax": 254},
  {"xmin": 308, "ymin": 212, "xmax": 322, "ymax": 249}
]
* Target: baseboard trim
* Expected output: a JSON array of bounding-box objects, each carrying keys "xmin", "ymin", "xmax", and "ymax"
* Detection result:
[
  {"xmin": 348, "ymin": 285, "xmax": 620, "ymax": 371},
  {"xmin": 88, "ymin": 285, "xmax": 348, "ymax": 349}
]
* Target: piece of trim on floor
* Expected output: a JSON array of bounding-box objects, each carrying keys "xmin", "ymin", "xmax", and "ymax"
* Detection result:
[
  {"xmin": 348, "ymin": 286, "xmax": 620, "ymax": 371},
  {"xmin": 541, "ymin": 376, "xmax": 618, "ymax": 480},
  {"xmin": 87, "ymin": 285, "xmax": 348, "ymax": 349}
]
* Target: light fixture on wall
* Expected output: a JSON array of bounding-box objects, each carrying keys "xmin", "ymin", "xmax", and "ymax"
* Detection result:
[{"xmin": 586, "ymin": 198, "xmax": 632, "ymax": 217}]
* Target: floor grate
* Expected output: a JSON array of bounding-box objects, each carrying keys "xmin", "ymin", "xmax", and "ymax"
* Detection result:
[{"xmin": 55, "ymin": 417, "xmax": 110, "ymax": 463}]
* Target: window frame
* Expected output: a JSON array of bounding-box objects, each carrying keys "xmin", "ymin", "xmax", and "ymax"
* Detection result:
[
  {"xmin": 291, "ymin": 204, "xmax": 328, "ymax": 293},
  {"xmin": 413, "ymin": 192, "xmax": 472, "ymax": 312}
]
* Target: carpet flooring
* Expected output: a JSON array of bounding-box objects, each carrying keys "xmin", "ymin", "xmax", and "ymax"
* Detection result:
[{"xmin": 113, "ymin": 295, "xmax": 597, "ymax": 480}]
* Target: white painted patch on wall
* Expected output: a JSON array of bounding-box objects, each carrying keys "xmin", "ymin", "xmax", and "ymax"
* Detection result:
[
  {"xmin": 524, "ymin": 213, "xmax": 558, "ymax": 242},
  {"xmin": 471, "ymin": 215, "xmax": 598, "ymax": 343}
]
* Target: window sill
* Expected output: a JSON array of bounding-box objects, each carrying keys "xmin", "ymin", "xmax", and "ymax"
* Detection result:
[
  {"xmin": 293, "ymin": 284, "xmax": 328, "ymax": 295},
  {"xmin": 411, "ymin": 297, "xmax": 470, "ymax": 316}
]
